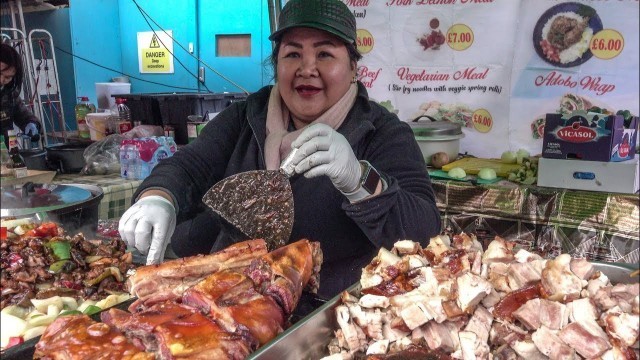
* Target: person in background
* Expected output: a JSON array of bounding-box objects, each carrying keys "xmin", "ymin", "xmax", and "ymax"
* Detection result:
[
  {"xmin": 0, "ymin": 43, "xmax": 41, "ymax": 148},
  {"xmin": 119, "ymin": 0, "xmax": 441, "ymax": 299}
]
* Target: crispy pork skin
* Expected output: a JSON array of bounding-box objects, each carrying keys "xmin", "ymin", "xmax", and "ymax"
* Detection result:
[
  {"xmin": 34, "ymin": 314, "xmax": 154, "ymax": 360},
  {"xmin": 182, "ymin": 269, "xmax": 285, "ymax": 345},
  {"xmin": 246, "ymin": 239, "xmax": 320, "ymax": 315},
  {"xmin": 126, "ymin": 239, "xmax": 268, "ymax": 309},
  {"xmin": 152, "ymin": 308, "xmax": 253, "ymax": 360}
]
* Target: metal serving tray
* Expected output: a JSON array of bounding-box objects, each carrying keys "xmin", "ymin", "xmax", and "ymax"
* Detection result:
[{"xmin": 248, "ymin": 262, "xmax": 639, "ymax": 360}]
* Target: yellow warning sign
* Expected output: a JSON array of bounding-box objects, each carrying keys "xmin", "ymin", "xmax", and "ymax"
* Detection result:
[
  {"xmin": 141, "ymin": 48, "xmax": 170, "ymax": 72},
  {"xmin": 149, "ymin": 34, "xmax": 161, "ymax": 48},
  {"xmin": 137, "ymin": 31, "xmax": 174, "ymax": 74}
]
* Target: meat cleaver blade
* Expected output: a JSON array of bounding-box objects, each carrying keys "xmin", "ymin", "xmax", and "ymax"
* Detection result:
[{"xmin": 202, "ymin": 169, "xmax": 294, "ymax": 250}]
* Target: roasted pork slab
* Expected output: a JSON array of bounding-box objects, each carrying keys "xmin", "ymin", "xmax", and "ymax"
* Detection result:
[
  {"xmin": 126, "ymin": 239, "xmax": 268, "ymax": 310},
  {"xmin": 34, "ymin": 239, "xmax": 323, "ymax": 360},
  {"xmin": 33, "ymin": 314, "xmax": 154, "ymax": 360}
]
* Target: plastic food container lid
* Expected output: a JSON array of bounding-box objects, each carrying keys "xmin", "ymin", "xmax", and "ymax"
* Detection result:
[{"xmin": 410, "ymin": 116, "xmax": 463, "ymax": 137}]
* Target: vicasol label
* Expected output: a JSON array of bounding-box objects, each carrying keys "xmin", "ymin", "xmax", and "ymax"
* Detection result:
[
  {"xmin": 555, "ymin": 121, "xmax": 597, "ymax": 143},
  {"xmin": 554, "ymin": 111, "xmax": 607, "ymax": 144}
]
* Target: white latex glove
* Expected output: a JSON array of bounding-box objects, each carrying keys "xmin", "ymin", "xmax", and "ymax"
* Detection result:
[
  {"xmin": 118, "ymin": 195, "xmax": 176, "ymax": 265},
  {"xmin": 24, "ymin": 122, "xmax": 38, "ymax": 136},
  {"xmin": 289, "ymin": 123, "xmax": 361, "ymax": 193}
]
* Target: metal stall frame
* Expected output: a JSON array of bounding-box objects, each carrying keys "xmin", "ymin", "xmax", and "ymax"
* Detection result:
[{"xmin": 28, "ymin": 29, "xmax": 67, "ymax": 145}]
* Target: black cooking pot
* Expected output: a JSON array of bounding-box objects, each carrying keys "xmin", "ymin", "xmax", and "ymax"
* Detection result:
[
  {"xmin": 19, "ymin": 148, "xmax": 48, "ymax": 171},
  {"xmin": 45, "ymin": 142, "xmax": 89, "ymax": 173}
]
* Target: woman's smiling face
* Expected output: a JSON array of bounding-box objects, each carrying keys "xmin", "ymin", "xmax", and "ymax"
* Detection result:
[{"xmin": 277, "ymin": 27, "xmax": 355, "ymax": 126}]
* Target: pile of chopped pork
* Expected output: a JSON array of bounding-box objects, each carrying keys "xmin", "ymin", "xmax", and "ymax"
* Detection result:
[{"xmin": 323, "ymin": 234, "xmax": 639, "ymax": 360}]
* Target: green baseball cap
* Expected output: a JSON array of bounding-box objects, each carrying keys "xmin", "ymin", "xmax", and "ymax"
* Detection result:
[{"xmin": 269, "ymin": 0, "xmax": 357, "ymax": 45}]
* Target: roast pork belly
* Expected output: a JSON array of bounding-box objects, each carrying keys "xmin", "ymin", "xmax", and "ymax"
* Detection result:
[
  {"xmin": 481, "ymin": 237, "xmax": 515, "ymax": 264},
  {"xmin": 531, "ymin": 325, "xmax": 576, "ymax": 360},
  {"xmin": 455, "ymin": 272, "xmax": 492, "ymax": 312},
  {"xmin": 489, "ymin": 321, "xmax": 527, "ymax": 346},
  {"xmin": 514, "ymin": 248, "xmax": 543, "ymax": 263},
  {"xmin": 34, "ymin": 314, "xmax": 154, "ymax": 360},
  {"xmin": 487, "ymin": 262, "xmax": 513, "ymax": 293},
  {"xmin": 569, "ymin": 258, "xmax": 595, "ymax": 281},
  {"xmin": 464, "ymin": 306, "xmax": 493, "ymax": 343},
  {"xmin": 423, "ymin": 321, "xmax": 459, "ymax": 352},
  {"xmin": 559, "ymin": 319, "xmax": 612, "ymax": 358},
  {"xmin": 602, "ymin": 310, "xmax": 640, "ymax": 347},
  {"xmin": 539, "ymin": 298, "xmax": 569, "ymax": 330},
  {"xmin": 594, "ymin": 283, "xmax": 640, "ymax": 313},
  {"xmin": 126, "ymin": 239, "xmax": 269, "ymax": 309},
  {"xmin": 507, "ymin": 262, "xmax": 542, "ymax": 290},
  {"xmin": 510, "ymin": 339, "xmax": 547, "ymax": 360},
  {"xmin": 567, "ymin": 297, "xmax": 600, "ymax": 323},
  {"xmin": 542, "ymin": 254, "xmax": 584, "ymax": 302}
]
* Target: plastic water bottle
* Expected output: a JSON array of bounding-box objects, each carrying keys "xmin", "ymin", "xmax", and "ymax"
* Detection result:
[
  {"xmin": 166, "ymin": 136, "xmax": 177, "ymax": 154},
  {"xmin": 119, "ymin": 139, "xmax": 139, "ymax": 179},
  {"xmin": 157, "ymin": 136, "xmax": 177, "ymax": 155},
  {"xmin": 114, "ymin": 98, "xmax": 133, "ymax": 134}
]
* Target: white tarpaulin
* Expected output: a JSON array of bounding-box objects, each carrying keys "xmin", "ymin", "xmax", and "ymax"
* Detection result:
[{"xmin": 348, "ymin": 0, "xmax": 639, "ymax": 158}]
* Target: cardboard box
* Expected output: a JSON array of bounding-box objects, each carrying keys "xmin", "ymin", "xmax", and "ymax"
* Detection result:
[
  {"xmin": 542, "ymin": 112, "xmax": 638, "ymax": 162},
  {"xmin": 538, "ymin": 157, "xmax": 639, "ymax": 194}
]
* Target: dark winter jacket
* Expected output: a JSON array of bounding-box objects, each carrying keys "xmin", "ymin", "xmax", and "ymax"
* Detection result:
[
  {"xmin": 134, "ymin": 82, "xmax": 441, "ymax": 299},
  {"xmin": 0, "ymin": 87, "xmax": 40, "ymax": 143}
]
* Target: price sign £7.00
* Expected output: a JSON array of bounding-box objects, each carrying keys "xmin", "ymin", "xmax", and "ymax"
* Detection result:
[{"xmin": 447, "ymin": 24, "xmax": 474, "ymax": 51}]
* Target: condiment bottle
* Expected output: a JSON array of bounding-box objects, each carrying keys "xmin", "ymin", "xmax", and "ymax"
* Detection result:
[{"xmin": 75, "ymin": 96, "xmax": 95, "ymax": 139}]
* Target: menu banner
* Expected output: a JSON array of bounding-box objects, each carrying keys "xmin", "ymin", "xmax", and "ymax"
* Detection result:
[{"xmin": 347, "ymin": 0, "xmax": 639, "ymax": 158}]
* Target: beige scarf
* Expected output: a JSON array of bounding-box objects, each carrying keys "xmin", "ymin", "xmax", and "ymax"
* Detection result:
[{"xmin": 264, "ymin": 82, "xmax": 358, "ymax": 170}]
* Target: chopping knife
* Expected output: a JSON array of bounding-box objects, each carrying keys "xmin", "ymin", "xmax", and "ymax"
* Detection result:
[{"xmin": 202, "ymin": 149, "xmax": 298, "ymax": 250}]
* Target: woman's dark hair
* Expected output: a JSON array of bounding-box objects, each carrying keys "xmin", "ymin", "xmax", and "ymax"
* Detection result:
[
  {"xmin": 267, "ymin": 36, "xmax": 362, "ymax": 80},
  {"xmin": 0, "ymin": 43, "xmax": 25, "ymax": 93}
]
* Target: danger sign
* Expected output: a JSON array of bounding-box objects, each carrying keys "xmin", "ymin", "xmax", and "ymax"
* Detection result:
[{"xmin": 137, "ymin": 30, "xmax": 174, "ymax": 74}]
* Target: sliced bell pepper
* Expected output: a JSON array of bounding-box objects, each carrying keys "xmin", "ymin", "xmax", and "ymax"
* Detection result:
[
  {"xmin": 47, "ymin": 240, "xmax": 71, "ymax": 261},
  {"xmin": 6, "ymin": 336, "xmax": 24, "ymax": 348},
  {"xmin": 48, "ymin": 260, "xmax": 76, "ymax": 274},
  {"xmin": 82, "ymin": 305, "xmax": 102, "ymax": 316},
  {"xmin": 26, "ymin": 222, "xmax": 59, "ymax": 238}
]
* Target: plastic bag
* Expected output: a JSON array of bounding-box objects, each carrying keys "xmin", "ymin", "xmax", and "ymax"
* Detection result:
[
  {"xmin": 81, "ymin": 134, "xmax": 125, "ymax": 175},
  {"xmin": 123, "ymin": 125, "xmax": 164, "ymax": 139}
]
